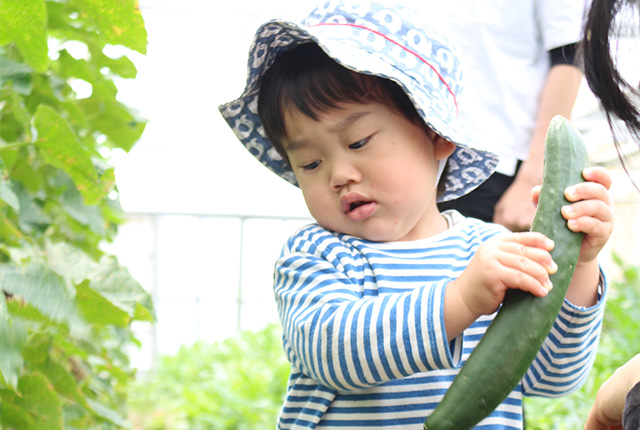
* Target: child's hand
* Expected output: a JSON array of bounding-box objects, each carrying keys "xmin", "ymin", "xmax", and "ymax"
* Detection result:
[
  {"xmin": 453, "ymin": 232, "xmax": 557, "ymax": 316},
  {"xmin": 532, "ymin": 166, "xmax": 614, "ymax": 265}
]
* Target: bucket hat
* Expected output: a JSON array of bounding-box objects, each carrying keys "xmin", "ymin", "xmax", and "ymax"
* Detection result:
[{"xmin": 219, "ymin": 0, "xmax": 498, "ymax": 202}]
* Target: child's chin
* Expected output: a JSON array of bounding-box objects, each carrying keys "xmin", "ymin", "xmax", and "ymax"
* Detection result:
[
  {"xmin": 317, "ymin": 218, "xmax": 398, "ymax": 242},
  {"xmin": 347, "ymin": 228, "xmax": 398, "ymax": 243}
]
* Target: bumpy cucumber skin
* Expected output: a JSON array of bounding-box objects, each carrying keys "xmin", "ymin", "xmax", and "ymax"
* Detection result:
[{"xmin": 424, "ymin": 116, "xmax": 590, "ymax": 430}]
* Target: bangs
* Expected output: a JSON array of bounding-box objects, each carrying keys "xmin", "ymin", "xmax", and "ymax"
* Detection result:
[
  {"xmin": 258, "ymin": 43, "xmax": 374, "ymax": 149},
  {"xmin": 258, "ymin": 43, "xmax": 422, "ymax": 157}
]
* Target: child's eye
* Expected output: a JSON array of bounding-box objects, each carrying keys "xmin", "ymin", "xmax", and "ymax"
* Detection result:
[
  {"xmin": 302, "ymin": 160, "xmax": 321, "ymax": 171},
  {"xmin": 349, "ymin": 136, "xmax": 371, "ymax": 150}
]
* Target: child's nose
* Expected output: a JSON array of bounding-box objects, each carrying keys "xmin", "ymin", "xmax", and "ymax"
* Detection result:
[{"xmin": 330, "ymin": 160, "xmax": 361, "ymax": 190}]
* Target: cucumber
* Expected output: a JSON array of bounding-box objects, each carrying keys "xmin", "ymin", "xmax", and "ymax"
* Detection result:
[{"xmin": 424, "ymin": 115, "xmax": 590, "ymax": 430}]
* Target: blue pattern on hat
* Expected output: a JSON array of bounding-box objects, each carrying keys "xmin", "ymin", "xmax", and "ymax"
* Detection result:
[{"xmin": 219, "ymin": 0, "xmax": 498, "ymax": 202}]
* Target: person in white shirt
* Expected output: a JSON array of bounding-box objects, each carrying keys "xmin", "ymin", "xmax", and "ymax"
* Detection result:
[{"xmin": 434, "ymin": 0, "xmax": 586, "ymax": 231}]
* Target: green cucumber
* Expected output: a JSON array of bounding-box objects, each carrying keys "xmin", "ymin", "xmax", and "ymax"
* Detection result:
[{"xmin": 424, "ymin": 115, "xmax": 590, "ymax": 430}]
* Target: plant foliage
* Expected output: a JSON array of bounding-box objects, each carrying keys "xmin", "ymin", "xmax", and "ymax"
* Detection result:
[
  {"xmin": 0, "ymin": 0, "xmax": 153, "ymax": 428},
  {"xmin": 128, "ymin": 323, "xmax": 291, "ymax": 430}
]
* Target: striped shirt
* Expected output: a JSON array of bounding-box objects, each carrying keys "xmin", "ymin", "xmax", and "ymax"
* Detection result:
[{"xmin": 274, "ymin": 211, "xmax": 606, "ymax": 429}]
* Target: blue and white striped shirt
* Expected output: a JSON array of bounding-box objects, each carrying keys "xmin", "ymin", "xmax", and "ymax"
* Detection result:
[{"xmin": 274, "ymin": 211, "xmax": 606, "ymax": 429}]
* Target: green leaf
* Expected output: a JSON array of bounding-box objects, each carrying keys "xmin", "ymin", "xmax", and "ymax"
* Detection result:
[
  {"xmin": 77, "ymin": 96, "xmax": 147, "ymax": 152},
  {"xmin": 0, "ymin": 84, "xmax": 32, "ymax": 139},
  {"xmin": 86, "ymin": 397, "xmax": 132, "ymax": 428},
  {"xmin": 0, "ymin": 56, "xmax": 33, "ymax": 95},
  {"xmin": 0, "ymin": 372, "xmax": 63, "ymax": 430},
  {"xmin": 89, "ymin": 256, "xmax": 156, "ymax": 322},
  {"xmin": 99, "ymin": 166, "xmax": 116, "ymax": 196},
  {"xmin": 45, "ymin": 240, "xmax": 96, "ymax": 285},
  {"xmin": 0, "ymin": 262, "xmax": 89, "ymax": 338},
  {"xmin": 0, "ymin": 177, "xmax": 20, "ymax": 211},
  {"xmin": 60, "ymin": 183, "xmax": 105, "ymax": 235},
  {"xmin": 33, "ymin": 105, "xmax": 106, "ymax": 205},
  {"xmin": 0, "ymin": 0, "xmax": 49, "ymax": 72},
  {"xmin": 97, "ymin": 52, "xmax": 137, "ymax": 79},
  {"xmin": 0, "ymin": 296, "xmax": 28, "ymax": 390},
  {"xmin": 75, "ymin": 280, "xmax": 130, "ymax": 327},
  {"xmin": 0, "ymin": 216, "xmax": 24, "ymax": 246},
  {"xmin": 6, "ymin": 297, "xmax": 50, "ymax": 325},
  {"xmin": 133, "ymin": 302, "xmax": 155, "ymax": 322},
  {"xmin": 14, "ymin": 183, "xmax": 50, "ymax": 229},
  {"xmin": 6, "ymin": 148, "xmax": 44, "ymax": 194},
  {"xmin": 0, "ymin": 139, "xmax": 19, "ymax": 171},
  {"xmin": 45, "ymin": 241, "xmax": 154, "ymax": 322},
  {"xmin": 73, "ymin": 0, "xmax": 148, "ymax": 54},
  {"xmin": 41, "ymin": 358, "xmax": 87, "ymax": 406},
  {"xmin": 20, "ymin": 330, "xmax": 50, "ymax": 369},
  {"xmin": 56, "ymin": 50, "xmax": 95, "ymax": 82}
]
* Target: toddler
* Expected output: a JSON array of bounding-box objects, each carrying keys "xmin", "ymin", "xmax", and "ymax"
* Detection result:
[{"xmin": 219, "ymin": 1, "xmax": 613, "ymax": 429}]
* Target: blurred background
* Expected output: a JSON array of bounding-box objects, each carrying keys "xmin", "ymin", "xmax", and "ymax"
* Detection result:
[{"xmin": 104, "ymin": 0, "xmax": 317, "ymax": 370}]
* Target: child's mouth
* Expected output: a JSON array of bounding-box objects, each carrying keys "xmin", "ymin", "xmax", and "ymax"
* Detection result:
[
  {"xmin": 341, "ymin": 193, "xmax": 376, "ymax": 221},
  {"xmin": 349, "ymin": 201, "xmax": 369, "ymax": 211}
]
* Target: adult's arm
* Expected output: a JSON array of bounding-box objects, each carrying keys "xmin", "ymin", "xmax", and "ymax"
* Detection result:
[
  {"xmin": 494, "ymin": 62, "xmax": 583, "ymax": 231},
  {"xmin": 584, "ymin": 354, "xmax": 640, "ymax": 430}
]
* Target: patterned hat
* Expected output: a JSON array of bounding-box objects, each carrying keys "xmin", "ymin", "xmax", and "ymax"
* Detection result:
[{"xmin": 219, "ymin": 0, "xmax": 498, "ymax": 202}]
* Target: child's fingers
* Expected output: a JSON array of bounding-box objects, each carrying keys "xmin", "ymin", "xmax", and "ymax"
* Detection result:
[
  {"xmin": 562, "ymin": 173, "xmax": 613, "ymax": 236},
  {"xmin": 563, "ymin": 213, "xmax": 614, "ymax": 246},
  {"xmin": 463, "ymin": 235, "xmax": 558, "ymax": 315},
  {"xmin": 533, "ymin": 166, "xmax": 611, "ymax": 209},
  {"xmin": 530, "ymin": 185, "xmax": 541, "ymax": 207},
  {"xmin": 501, "ymin": 231, "xmax": 555, "ymax": 251},
  {"xmin": 580, "ymin": 166, "xmax": 613, "ymax": 191},
  {"xmin": 564, "ymin": 181, "xmax": 611, "ymax": 206},
  {"xmin": 496, "ymin": 258, "xmax": 553, "ymax": 297},
  {"xmin": 496, "ymin": 236, "xmax": 557, "ymax": 296},
  {"xmin": 562, "ymin": 186, "xmax": 614, "ymax": 241},
  {"xmin": 498, "ymin": 239, "xmax": 557, "ymax": 271},
  {"xmin": 498, "ymin": 243, "xmax": 558, "ymax": 288},
  {"xmin": 562, "ymin": 200, "xmax": 613, "ymax": 227}
]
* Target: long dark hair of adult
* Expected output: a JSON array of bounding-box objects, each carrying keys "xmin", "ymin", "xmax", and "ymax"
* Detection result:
[{"xmin": 580, "ymin": 0, "xmax": 640, "ymax": 189}]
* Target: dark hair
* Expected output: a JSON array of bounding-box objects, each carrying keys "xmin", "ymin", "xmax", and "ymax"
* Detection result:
[
  {"xmin": 579, "ymin": 0, "xmax": 639, "ymax": 188},
  {"xmin": 257, "ymin": 43, "xmax": 424, "ymax": 160},
  {"xmin": 257, "ymin": 42, "xmax": 449, "ymax": 196}
]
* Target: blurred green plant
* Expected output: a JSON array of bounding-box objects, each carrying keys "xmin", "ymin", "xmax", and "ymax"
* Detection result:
[
  {"xmin": 127, "ymin": 323, "xmax": 290, "ymax": 430},
  {"xmin": 0, "ymin": 0, "xmax": 153, "ymax": 428},
  {"xmin": 525, "ymin": 254, "xmax": 640, "ymax": 429}
]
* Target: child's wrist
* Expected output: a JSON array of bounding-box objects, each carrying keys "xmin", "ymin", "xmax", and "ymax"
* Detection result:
[
  {"xmin": 566, "ymin": 259, "xmax": 601, "ymax": 307},
  {"xmin": 444, "ymin": 280, "xmax": 481, "ymax": 340}
]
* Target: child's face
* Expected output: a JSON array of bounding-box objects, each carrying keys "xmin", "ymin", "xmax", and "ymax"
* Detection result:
[{"xmin": 282, "ymin": 102, "xmax": 455, "ymax": 242}]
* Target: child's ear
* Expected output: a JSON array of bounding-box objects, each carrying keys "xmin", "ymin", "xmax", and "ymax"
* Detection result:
[{"xmin": 432, "ymin": 135, "xmax": 456, "ymax": 160}]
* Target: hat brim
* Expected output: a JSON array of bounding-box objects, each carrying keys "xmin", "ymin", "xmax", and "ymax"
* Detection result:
[{"xmin": 219, "ymin": 17, "xmax": 498, "ymax": 202}]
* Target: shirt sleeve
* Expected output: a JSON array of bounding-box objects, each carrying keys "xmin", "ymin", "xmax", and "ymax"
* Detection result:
[
  {"xmin": 523, "ymin": 268, "xmax": 608, "ymax": 397},
  {"xmin": 538, "ymin": 0, "xmax": 588, "ymax": 51},
  {"xmin": 274, "ymin": 226, "xmax": 456, "ymax": 392},
  {"xmin": 548, "ymin": 43, "xmax": 578, "ymax": 66}
]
